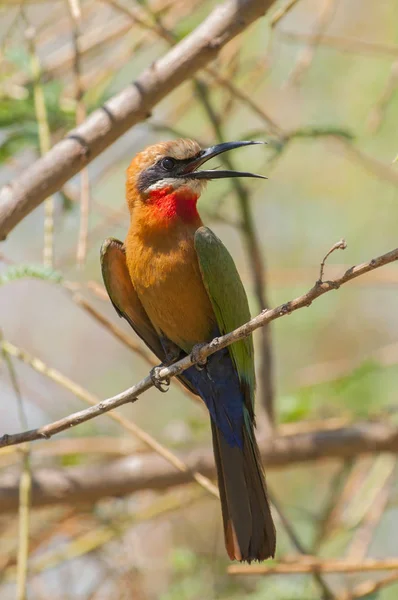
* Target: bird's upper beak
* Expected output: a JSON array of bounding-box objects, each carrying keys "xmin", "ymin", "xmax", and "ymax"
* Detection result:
[{"xmin": 179, "ymin": 141, "xmax": 267, "ymax": 181}]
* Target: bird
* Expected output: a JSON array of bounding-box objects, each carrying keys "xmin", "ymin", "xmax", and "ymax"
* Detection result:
[{"xmin": 100, "ymin": 138, "xmax": 276, "ymax": 562}]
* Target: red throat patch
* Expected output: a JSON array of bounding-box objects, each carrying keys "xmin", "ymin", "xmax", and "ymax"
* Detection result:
[{"xmin": 147, "ymin": 186, "xmax": 199, "ymax": 224}]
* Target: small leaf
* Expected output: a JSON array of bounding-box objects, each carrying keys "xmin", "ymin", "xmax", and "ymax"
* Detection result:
[{"xmin": 0, "ymin": 264, "xmax": 63, "ymax": 286}]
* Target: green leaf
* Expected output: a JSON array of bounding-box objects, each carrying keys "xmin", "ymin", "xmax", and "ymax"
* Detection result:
[
  {"xmin": 0, "ymin": 130, "xmax": 38, "ymax": 162},
  {"xmin": 0, "ymin": 264, "xmax": 63, "ymax": 286}
]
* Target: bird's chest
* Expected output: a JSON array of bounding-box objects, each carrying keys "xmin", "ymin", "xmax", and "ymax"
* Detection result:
[{"xmin": 125, "ymin": 230, "xmax": 215, "ymax": 352}]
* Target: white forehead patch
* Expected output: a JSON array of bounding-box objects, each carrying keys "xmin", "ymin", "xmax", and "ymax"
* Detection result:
[{"xmin": 152, "ymin": 139, "xmax": 201, "ymax": 162}]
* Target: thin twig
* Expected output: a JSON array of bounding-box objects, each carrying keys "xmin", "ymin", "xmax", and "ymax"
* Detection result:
[
  {"xmin": 228, "ymin": 558, "xmax": 398, "ymax": 575},
  {"xmin": 270, "ymin": 0, "xmax": 301, "ymax": 28},
  {"xmin": 0, "ymin": 340, "xmax": 219, "ymax": 499},
  {"xmin": 270, "ymin": 490, "xmax": 335, "ymax": 599},
  {"xmin": 3, "ymin": 488, "xmax": 203, "ymax": 581},
  {"xmin": 64, "ymin": 287, "xmax": 200, "ymax": 401},
  {"xmin": 338, "ymin": 571, "xmax": 398, "ymax": 600},
  {"xmin": 322, "ymin": 458, "xmax": 371, "ymax": 534},
  {"xmin": 286, "ymin": 0, "xmax": 339, "ymax": 87},
  {"xmin": 1, "ymin": 242, "xmax": 398, "ymax": 448},
  {"xmin": 368, "ymin": 59, "xmax": 398, "ymax": 133},
  {"xmin": 318, "ymin": 239, "xmax": 347, "ymax": 283},
  {"xmin": 66, "ymin": 0, "xmax": 91, "ymax": 268},
  {"xmin": 24, "ymin": 21, "xmax": 55, "ymax": 267},
  {"xmin": 279, "ymin": 30, "xmax": 398, "ymax": 57},
  {"xmin": 346, "ymin": 456, "xmax": 396, "ymax": 559},
  {"xmin": 1, "ymin": 341, "xmax": 31, "ymax": 600},
  {"xmin": 312, "ymin": 460, "xmax": 353, "ymax": 552}
]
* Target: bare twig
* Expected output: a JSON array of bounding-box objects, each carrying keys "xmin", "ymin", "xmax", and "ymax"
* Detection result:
[
  {"xmin": 65, "ymin": 287, "xmax": 199, "ymax": 401},
  {"xmin": 322, "ymin": 458, "xmax": 371, "ymax": 534},
  {"xmin": 0, "ymin": 340, "xmax": 218, "ymax": 499},
  {"xmin": 346, "ymin": 456, "xmax": 396, "ymax": 559},
  {"xmin": 269, "ymin": 490, "xmax": 336, "ymax": 599},
  {"xmin": 1, "ymin": 342, "xmax": 31, "ymax": 600},
  {"xmin": 368, "ymin": 59, "xmax": 398, "ymax": 133},
  {"xmin": 318, "ymin": 239, "xmax": 347, "ymax": 283},
  {"xmin": 0, "ymin": 0, "xmax": 277, "ymax": 240},
  {"xmin": 312, "ymin": 460, "xmax": 353, "ymax": 552},
  {"xmin": 67, "ymin": 290, "xmax": 155, "ymax": 364},
  {"xmin": 333, "ymin": 137, "xmax": 398, "ymax": 187},
  {"xmin": 66, "ymin": 0, "xmax": 91, "ymax": 267},
  {"xmin": 24, "ymin": 22, "xmax": 54, "ymax": 267},
  {"xmin": 1, "ymin": 242, "xmax": 398, "ymax": 448},
  {"xmin": 3, "ymin": 488, "xmax": 203, "ymax": 581},
  {"xmin": 270, "ymin": 0, "xmax": 301, "ymax": 28},
  {"xmin": 338, "ymin": 571, "xmax": 398, "ymax": 600},
  {"xmin": 286, "ymin": 0, "xmax": 339, "ymax": 87},
  {"xmin": 279, "ymin": 30, "xmax": 398, "ymax": 58},
  {"xmin": 228, "ymin": 558, "xmax": 398, "ymax": 575}
]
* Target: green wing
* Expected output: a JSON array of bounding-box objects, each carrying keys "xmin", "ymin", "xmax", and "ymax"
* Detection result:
[
  {"xmin": 100, "ymin": 238, "xmax": 166, "ymax": 360},
  {"xmin": 194, "ymin": 227, "xmax": 255, "ymax": 412}
]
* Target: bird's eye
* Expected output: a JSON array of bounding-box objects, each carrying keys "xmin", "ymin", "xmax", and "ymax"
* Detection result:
[{"xmin": 161, "ymin": 157, "xmax": 175, "ymax": 171}]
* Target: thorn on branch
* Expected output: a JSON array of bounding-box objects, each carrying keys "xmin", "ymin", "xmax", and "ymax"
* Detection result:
[{"xmin": 318, "ymin": 238, "xmax": 347, "ymax": 284}]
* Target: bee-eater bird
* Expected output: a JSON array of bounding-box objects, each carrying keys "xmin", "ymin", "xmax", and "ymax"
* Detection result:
[{"xmin": 101, "ymin": 139, "xmax": 276, "ymax": 561}]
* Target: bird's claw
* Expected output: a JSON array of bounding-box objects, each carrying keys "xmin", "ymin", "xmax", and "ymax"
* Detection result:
[
  {"xmin": 150, "ymin": 366, "xmax": 170, "ymax": 393},
  {"xmin": 191, "ymin": 343, "xmax": 208, "ymax": 371}
]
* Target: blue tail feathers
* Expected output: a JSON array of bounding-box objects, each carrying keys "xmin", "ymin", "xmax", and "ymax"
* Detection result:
[{"xmin": 183, "ymin": 347, "xmax": 244, "ymax": 449}]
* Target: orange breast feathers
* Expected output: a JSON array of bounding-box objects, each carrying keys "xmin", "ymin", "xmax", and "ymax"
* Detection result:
[{"xmin": 125, "ymin": 187, "xmax": 216, "ymax": 353}]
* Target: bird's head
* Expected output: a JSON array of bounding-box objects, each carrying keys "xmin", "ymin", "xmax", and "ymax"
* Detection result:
[{"xmin": 126, "ymin": 138, "xmax": 266, "ymax": 228}]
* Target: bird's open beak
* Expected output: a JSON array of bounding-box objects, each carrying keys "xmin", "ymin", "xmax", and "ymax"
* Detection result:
[{"xmin": 180, "ymin": 141, "xmax": 267, "ymax": 181}]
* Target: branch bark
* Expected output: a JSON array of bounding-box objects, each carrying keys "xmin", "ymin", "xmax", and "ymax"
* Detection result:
[
  {"xmin": 1, "ymin": 242, "xmax": 397, "ymax": 448},
  {"xmin": 0, "ymin": 421, "xmax": 397, "ymax": 512},
  {"xmin": 0, "ymin": 0, "xmax": 275, "ymax": 240}
]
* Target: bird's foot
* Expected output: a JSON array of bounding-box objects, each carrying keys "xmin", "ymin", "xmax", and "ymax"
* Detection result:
[
  {"xmin": 150, "ymin": 365, "xmax": 170, "ymax": 393},
  {"xmin": 191, "ymin": 343, "xmax": 208, "ymax": 371}
]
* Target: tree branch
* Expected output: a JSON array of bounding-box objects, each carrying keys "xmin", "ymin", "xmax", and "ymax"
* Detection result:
[
  {"xmin": 0, "ymin": 0, "xmax": 275, "ymax": 240},
  {"xmin": 1, "ymin": 242, "xmax": 397, "ymax": 448},
  {"xmin": 228, "ymin": 558, "xmax": 398, "ymax": 575},
  {"xmin": 0, "ymin": 420, "xmax": 397, "ymax": 512}
]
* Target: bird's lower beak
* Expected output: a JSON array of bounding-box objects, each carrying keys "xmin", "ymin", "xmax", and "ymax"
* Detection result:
[{"xmin": 180, "ymin": 140, "xmax": 267, "ymax": 181}]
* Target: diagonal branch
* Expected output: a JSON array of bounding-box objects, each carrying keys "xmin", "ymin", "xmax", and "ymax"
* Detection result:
[
  {"xmin": 0, "ymin": 0, "xmax": 276, "ymax": 241},
  {"xmin": 1, "ymin": 242, "xmax": 397, "ymax": 448}
]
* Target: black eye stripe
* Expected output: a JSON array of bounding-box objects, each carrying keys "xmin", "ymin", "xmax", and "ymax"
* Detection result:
[
  {"xmin": 160, "ymin": 157, "xmax": 175, "ymax": 170},
  {"xmin": 137, "ymin": 153, "xmax": 202, "ymax": 193}
]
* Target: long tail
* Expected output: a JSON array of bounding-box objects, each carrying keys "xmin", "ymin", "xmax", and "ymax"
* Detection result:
[{"xmin": 211, "ymin": 419, "xmax": 276, "ymax": 562}]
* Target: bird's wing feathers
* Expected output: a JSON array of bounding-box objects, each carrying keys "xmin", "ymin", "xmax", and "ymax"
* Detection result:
[
  {"xmin": 194, "ymin": 227, "xmax": 255, "ymax": 413},
  {"xmin": 101, "ymin": 238, "xmax": 200, "ymax": 398},
  {"xmin": 100, "ymin": 238, "xmax": 166, "ymax": 360}
]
